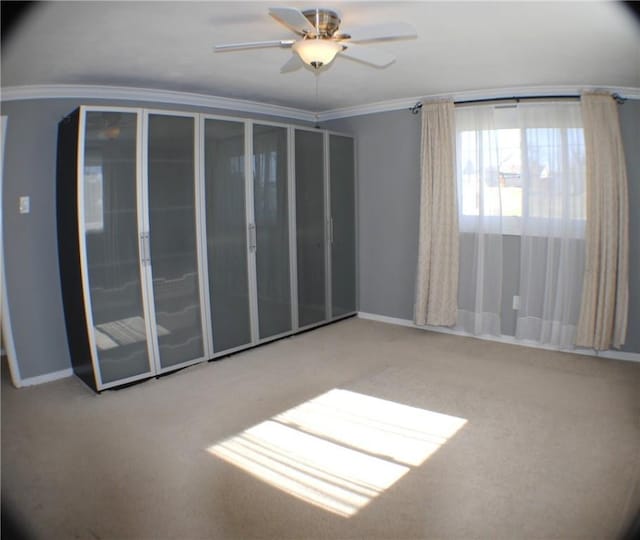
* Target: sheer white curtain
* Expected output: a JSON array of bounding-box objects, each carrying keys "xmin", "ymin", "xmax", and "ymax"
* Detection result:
[
  {"xmin": 455, "ymin": 106, "xmax": 504, "ymax": 336},
  {"xmin": 515, "ymin": 102, "xmax": 585, "ymax": 348},
  {"xmin": 455, "ymin": 101, "xmax": 586, "ymax": 346}
]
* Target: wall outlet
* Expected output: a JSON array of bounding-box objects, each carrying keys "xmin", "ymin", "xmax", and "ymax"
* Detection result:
[
  {"xmin": 512, "ymin": 295, "xmax": 520, "ymax": 310},
  {"xmin": 19, "ymin": 196, "xmax": 30, "ymax": 214}
]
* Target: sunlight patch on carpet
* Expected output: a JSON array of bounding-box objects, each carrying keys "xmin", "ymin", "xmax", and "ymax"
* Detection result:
[{"xmin": 207, "ymin": 389, "xmax": 467, "ymax": 517}]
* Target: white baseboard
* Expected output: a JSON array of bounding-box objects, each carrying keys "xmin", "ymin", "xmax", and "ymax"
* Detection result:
[
  {"xmin": 19, "ymin": 368, "xmax": 74, "ymax": 387},
  {"xmin": 358, "ymin": 312, "xmax": 416, "ymax": 328},
  {"xmin": 595, "ymin": 349, "xmax": 640, "ymax": 362},
  {"xmin": 357, "ymin": 312, "xmax": 640, "ymax": 363},
  {"xmin": 12, "ymin": 313, "xmax": 639, "ymax": 387}
]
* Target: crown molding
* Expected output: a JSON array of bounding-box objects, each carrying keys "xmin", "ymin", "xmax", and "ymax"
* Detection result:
[
  {"xmin": 0, "ymin": 84, "xmax": 317, "ymax": 122},
  {"xmin": 2, "ymin": 84, "xmax": 639, "ymax": 123},
  {"xmin": 317, "ymin": 85, "xmax": 640, "ymax": 121}
]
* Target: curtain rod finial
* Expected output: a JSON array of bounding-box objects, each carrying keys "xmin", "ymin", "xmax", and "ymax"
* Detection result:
[{"xmin": 612, "ymin": 93, "xmax": 626, "ymax": 105}]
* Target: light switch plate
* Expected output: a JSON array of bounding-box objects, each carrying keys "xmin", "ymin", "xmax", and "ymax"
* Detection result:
[
  {"xmin": 19, "ymin": 196, "xmax": 30, "ymax": 214},
  {"xmin": 512, "ymin": 295, "xmax": 520, "ymax": 310}
]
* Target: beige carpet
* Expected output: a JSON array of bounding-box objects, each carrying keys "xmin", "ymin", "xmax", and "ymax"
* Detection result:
[{"xmin": 2, "ymin": 318, "xmax": 639, "ymax": 540}]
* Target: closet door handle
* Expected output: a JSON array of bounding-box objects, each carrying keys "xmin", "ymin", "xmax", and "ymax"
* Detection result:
[
  {"xmin": 139, "ymin": 232, "xmax": 147, "ymax": 265},
  {"xmin": 144, "ymin": 232, "xmax": 151, "ymax": 265},
  {"xmin": 248, "ymin": 224, "xmax": 257, "ymax": 252},
  {"xmin": 140, "ymin": 232, "xmax": 151, "ymax": 265}
]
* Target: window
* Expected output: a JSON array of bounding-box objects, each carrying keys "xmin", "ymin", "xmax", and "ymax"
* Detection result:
[{"xmin": 456, "ymin": 102, "xmax": 585, "ymax": 236}]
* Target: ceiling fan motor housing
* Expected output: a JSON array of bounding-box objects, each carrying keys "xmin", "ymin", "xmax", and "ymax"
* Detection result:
[{"xmin": 302, "ymin": 9, "xmax": 341, "ymax": 37}]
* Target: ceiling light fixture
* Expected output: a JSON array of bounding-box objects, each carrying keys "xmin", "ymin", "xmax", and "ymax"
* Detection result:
[
  {"xmin": 292, "ymin": 38, "xmax": 343, "ymax": 70},
  {"xmin": 214, "ymin": 7, "xmax": 417, "ymax": 73}
]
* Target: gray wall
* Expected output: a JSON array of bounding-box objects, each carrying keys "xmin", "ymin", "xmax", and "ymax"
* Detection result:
[
  {"xmin": 327, "ymin": 99, "xmax": 640, "ymax": 354},
  {"xmin": 2, "ymin": 97, "xmax": 638, "ymax": 381},
  {"xmin": 336, "ymin": 110, "xmax": 422, "ymax": 320},
  {"xmin": 0, "ymin": 98, "xmax": 314, "ymax": 379},
  {"xmin": 2, "ymin": 100, "xmax": 71, "ymax": 378},
  {"xmin": 620, "ymin": 100, "xmax": 640, "ymax": 353}
]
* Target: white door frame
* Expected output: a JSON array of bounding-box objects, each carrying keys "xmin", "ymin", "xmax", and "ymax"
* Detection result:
[{"xmin": 1, "ymin": 115, "xmax": 22, "ymax": 387}]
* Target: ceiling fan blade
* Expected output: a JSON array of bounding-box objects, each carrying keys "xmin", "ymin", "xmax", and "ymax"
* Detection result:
[
  {"xmin": 340, "ymin": 43, "xmax": 396, "ymax": 67},
  {"xmin": 280, "ymin": 55, "xmax": 303, "ymax": 73},
  {"xmin": 214, "ymin": 40, "xmax": 295, "ymax": 52},
  {"xmin": 343, "ymin": 22, "xmax": 417, "ymax": 43},
  {"xmin": 269, "ymin": 7, "xmax": 316, "ymax": 36}
]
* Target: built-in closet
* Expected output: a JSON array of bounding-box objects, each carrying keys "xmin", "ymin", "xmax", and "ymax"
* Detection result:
[{"xmin": 57, "ymin": 106, "xmax": 356, "ymax": 392}]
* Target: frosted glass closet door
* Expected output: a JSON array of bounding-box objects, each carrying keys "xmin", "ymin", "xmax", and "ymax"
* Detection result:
[
  {"xmin": 330, "ymin": 135, "xmax": 356, "ymax": 317},
  {"xmin": 147, "ymin": 114, "xmax": 205, "ymax": 368},
  {"xmin": 204, "ymin": 119, "xmax": 252, "ymax": 352},
  {"xmin": 253, "ymin": 124, "xmax": 292, "ymax": 339},
  {"xmin": 295, "ymin": 129, "xmax": 326, "ymax": 327},
  {"xmin": 82, "ymin": 110, "xmax": 153, "ymax": 384}
]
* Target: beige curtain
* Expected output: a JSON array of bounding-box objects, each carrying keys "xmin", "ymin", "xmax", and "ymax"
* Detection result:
[
  {"xmin": 575, "ymin": 93, "xmax": 629, "ymax": 350},
  {"xmin": 414, "ymin": 101, "xmax": 458, "ymax": 326}
]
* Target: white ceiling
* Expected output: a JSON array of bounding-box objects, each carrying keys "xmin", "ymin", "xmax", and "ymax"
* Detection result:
[{"xmin": 2, "ymin": 1, "xmax": 639, "ymax": 113}]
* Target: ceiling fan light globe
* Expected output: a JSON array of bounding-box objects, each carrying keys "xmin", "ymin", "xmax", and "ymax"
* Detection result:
[{"xmin": 293, "ymin": 39, "xmax": 342, "ymax": 69}]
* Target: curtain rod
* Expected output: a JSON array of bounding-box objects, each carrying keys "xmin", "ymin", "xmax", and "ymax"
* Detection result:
[{"xmin": 409, "ymin": 93, "xmax": 626, "ymax": 114}]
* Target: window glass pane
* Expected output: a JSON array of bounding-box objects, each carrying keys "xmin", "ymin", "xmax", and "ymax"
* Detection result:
[
  {"xmin": 496, "ymin": 129, "xmax": 522, "ymax": 218},
  {"xmin": 459, "ymin": 130, "xmax": 480, "ymax": 217},
  {"xmin": 456, "ymin": 103, "xmax": 585, "ymax": 236},
  {"xmin": 523, "ymin": 127, "xmax": 585, "ymax": 221}
]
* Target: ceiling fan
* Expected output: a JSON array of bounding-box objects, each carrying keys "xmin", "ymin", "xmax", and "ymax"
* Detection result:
[{"xmin": 214, "ymin": 7, "xmax": 417, "ymax": 72}]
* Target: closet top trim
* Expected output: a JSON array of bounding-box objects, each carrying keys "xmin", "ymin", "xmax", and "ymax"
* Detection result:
[{"xmin": 67, "ymin": 105, "xmax": 354, "ymax": 139}]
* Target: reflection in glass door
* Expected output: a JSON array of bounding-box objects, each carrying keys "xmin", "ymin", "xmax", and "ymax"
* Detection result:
[
  {"xmin": 83, "ymin": 110, "xmax": 153, "ymax": 384},
  {"xmin": 147, "ymin": 113, "xmax": 205, "ymax": 369},
  {"xmin": 204, "ymin": 118, "xmax": 252, "ymax": 352},
  {"xmin": 253, "ymin": 124, "xmax": 292, "ymax": 339}
]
